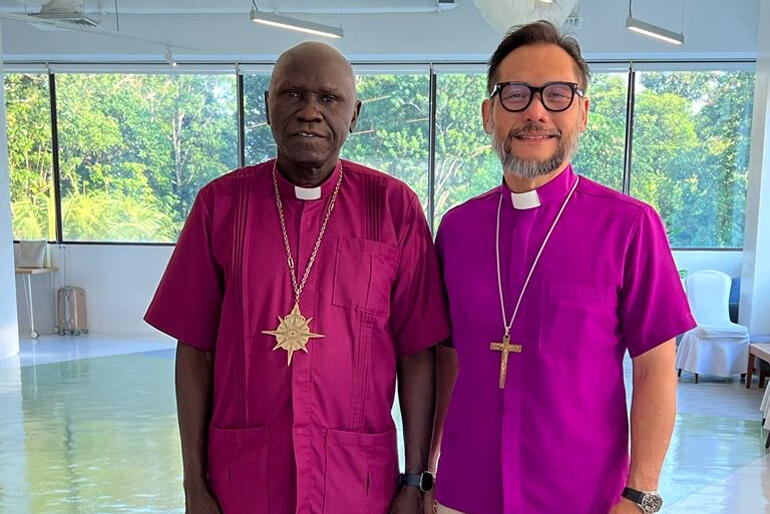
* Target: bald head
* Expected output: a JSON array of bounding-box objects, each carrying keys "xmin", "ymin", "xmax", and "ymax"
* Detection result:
[
  {"xmin": 270, "ymin": 41, "xmax": 356, "ymax": 99},
  {"xmin": 265, "ymin": 41, "xmax": 362, "ymax": 186}
]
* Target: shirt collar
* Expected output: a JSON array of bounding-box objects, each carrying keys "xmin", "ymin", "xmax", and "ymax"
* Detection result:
[
  {"xmin": 273, "ymin": 159, "xmax": 343, "ymax": 201},
  {"xmin": 502, "ymin": 164, "xmax": 577, "ymax": 210}
]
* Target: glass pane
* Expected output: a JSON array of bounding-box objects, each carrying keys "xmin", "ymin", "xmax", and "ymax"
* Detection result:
[
  {"xmin": 5, "ymin": 73, "xmax": 55, "ymax": 241},
  {"xmin": 630, "ymin": 70, "xmax": 754, "ymax": 248},
  {"xmin": 243, "ymin": 73, "xmax": 275, "ymax": 165},
  {"xmin": 434, "ymin": 72, "xmax": 498, "ymax": 229},
  {"xmin": 572, "ymin": 72, "xmax": 627, "ymax": 191},
  {"xmin": 55, "ymin": 73, "xmax": 238, "ymax": 243},
  {"xmin": 344, "ymin": 72, "xmax": 431, "ymax": 213}
]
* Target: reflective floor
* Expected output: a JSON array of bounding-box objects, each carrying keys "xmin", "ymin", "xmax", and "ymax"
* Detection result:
[{"xmin": 0, "ymin": 336, "xmax": 769, "ymax": 513}]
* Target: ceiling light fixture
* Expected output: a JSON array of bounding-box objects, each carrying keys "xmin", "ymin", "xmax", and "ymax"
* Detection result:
[
  {"xmin": 626, "ymin": 0, "xmax": 684, "ymax": 45},
  {"xmin": 249, "ymin": 1, "xmax": 343, "ymax": 39}
]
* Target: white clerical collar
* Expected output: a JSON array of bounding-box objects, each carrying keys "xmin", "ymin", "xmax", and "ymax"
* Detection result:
[
  {"xmin": 295, "ymin": 185, "xmax": 322, "ymax": 201},
  {"xmin": 510, "ymin": 189, "xmax": 541, "ymax": 210}
]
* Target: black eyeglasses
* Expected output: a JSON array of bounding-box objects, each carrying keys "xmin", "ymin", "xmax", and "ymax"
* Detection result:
[{"xmin": 490, "ymin": 81, "xmax": 585, "ymax": 113}]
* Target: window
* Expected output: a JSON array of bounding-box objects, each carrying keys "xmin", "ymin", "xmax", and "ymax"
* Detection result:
[
  {"xmin": 630, "ymin": 68, "xmax": 754, "ymax": 248},
  {"xmin": 5, "ymin": 73, "xmax": 55, "ymax": 241},
  {"xmin": 243, "ymin": 71, "xmax": 275, "ymax": 165},
  {"xmin": 434, "ymin": 70, "xmax": 498, "ymax": 228},
  {"xmin": 572, "ymin": 72, "xmax": 628, "ymax": 192},
  {"xmin": 55, "ymin": 72, "xmax": 238, "ymax": 242},
  {"xmin": 344, "ymin": 68, "xmax": 431, "ymax": 212}
]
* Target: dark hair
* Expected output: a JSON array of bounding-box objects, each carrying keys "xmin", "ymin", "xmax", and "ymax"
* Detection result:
[{"xmin": 487, "ymin": 20, "xmax": 590, "ymax": 94}]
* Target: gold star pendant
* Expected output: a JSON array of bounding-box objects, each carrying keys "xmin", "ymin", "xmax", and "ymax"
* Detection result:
[{"xmin": 262, "ymin": 303, "xmax": 324, "ymax": 365}]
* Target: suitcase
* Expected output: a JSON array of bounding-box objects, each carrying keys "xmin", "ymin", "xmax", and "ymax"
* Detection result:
[{"xmin": 56, "ymin": 286, "xmax": 89, "ymax": 336}]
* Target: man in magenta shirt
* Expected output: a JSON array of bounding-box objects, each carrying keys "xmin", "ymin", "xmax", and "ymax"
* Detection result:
[
  {"xmin": 429, "ymin": 22, "xmax": 696, "ymax": 514},
  {"xmin": 145, "ymin": 42, "xmax": 449, "ymax": 513}
]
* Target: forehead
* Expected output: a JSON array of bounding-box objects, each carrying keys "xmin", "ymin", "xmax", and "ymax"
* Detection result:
[
  {"xmin": 495, "ymin": 43, "xmax": 581, "ymax": 85},
  {"xmin": 271, "ymin": 52, "xmax": 354, "ymax": 93}
]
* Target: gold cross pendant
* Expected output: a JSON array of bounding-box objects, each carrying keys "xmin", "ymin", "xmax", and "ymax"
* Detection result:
[{"xmin": 490, "ymin": 333, "xmax": 522, "ymax": 389}]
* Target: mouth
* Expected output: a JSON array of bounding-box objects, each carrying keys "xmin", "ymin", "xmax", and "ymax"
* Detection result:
[
  {"xmin": 293, "ymin": 131, "xmax": 327, "ymax": 139},
  {"xmin": 513, "ymin": 132, "xmax": 559, "ymax": 141}
]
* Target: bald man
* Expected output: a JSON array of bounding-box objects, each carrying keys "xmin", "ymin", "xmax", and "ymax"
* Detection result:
[{"xmin": 145, "ymin": 42, "xmax": 450, "ymax": 514}]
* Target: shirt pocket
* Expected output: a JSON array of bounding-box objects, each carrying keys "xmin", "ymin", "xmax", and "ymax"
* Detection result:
[
  {"xmin": 332, "ymin": 237, "xmax": 398, "ymax": 317},
  {"xmin": 538, "ymin": 281, "xmax": 616, "ymax": 357},
  {"xmin": 207, "ymin": 425, "xmax": 270, "ymax": 513}
]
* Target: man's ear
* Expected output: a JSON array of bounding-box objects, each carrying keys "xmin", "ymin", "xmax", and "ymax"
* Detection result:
[
  {"xmin": 482, "ymin": 98, "xmax": 493, "ymax": 135},
  {"xmin": 349, "ymin": 99, "xmax": 362, "ymax": 133},
  {"xmin": 579, "ymin": 96, "xmax": 589, "ymax": 132},
  {"xmin": 264, "ymin": 90, "xmax": 271, "ymax": 125}
]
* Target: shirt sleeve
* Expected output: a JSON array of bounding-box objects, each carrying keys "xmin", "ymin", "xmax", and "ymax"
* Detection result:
[
  {"xmin": 389, "ymin": 192, "xmax": 451, "ymax": 358},
  {"xmin": 144, "ymin": 188, "xmax": 224, "ymax": 351},
  {"xmin": 620, "ymin": 205, "xmax": 696, "ymax": 357}
]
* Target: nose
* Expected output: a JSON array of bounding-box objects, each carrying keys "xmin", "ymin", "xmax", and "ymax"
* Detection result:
[
  {"xmin": 297, "ymin": 96, "xmax": 323, "ymax": 122},
  {"xmin": 521, "ymin": 91, "xmax": 549, "ymax": 122}
]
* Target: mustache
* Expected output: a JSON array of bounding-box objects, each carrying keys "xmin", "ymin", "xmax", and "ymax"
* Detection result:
[{"xmin": 510, "ymin": 122, "xmax": 561, "ymax": 138}]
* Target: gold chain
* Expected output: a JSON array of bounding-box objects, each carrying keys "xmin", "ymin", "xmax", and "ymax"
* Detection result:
[{"xmin": 271, "ymin": 161, "xmax": 344, "ymax": 304}]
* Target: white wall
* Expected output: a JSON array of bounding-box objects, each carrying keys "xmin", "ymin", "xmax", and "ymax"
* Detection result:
[
  {"xmin": 0, "ymin": 23, "xmax": 19, "ymax": 359},
  {"xmin": 739, "ymin": 0, "xmax": 770, "ymax": 339},
  {"xmin": 13, "ymin": 244, "xmax": 744, "ymax": 337},
  {"xmin": 15, "ymin": 244, "xmax": 173, "ymax": 336},
  {"xmin": 0, "ymin": 0, "xmax": 760, "ymax": 63}
]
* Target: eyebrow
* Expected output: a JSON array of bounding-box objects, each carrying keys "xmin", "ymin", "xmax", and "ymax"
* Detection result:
[{"xmin": 279, "ymin": 83, "xmax": 346, "ymax": 96}]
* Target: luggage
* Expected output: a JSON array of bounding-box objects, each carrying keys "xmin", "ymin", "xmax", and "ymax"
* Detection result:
[{"xmin": 56, "ymin": 286, "xmax": 89, "ymax": 336}]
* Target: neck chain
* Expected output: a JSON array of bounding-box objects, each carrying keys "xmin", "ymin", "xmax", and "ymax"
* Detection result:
[
  {"xmin": 490, "ymin": 175, "xmax": 579, "ymax": 388},
  {"xmin": 262, "ymin": 161, "xmax": 344, "ymax": 365}
]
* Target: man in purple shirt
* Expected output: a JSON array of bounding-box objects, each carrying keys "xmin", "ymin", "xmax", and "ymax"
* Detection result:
[
  {"xmin": 429, "ymin": 22, "xmax": 696, "ymax": 514},
  {"xmin": 145, "ymin": 42, "xmax": 449, "ymax": 513}
]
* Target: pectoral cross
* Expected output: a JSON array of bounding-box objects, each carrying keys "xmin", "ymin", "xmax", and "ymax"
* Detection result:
[{"xmin": 490, "ymin": 333, "xmax": 522, "ymax": 389}]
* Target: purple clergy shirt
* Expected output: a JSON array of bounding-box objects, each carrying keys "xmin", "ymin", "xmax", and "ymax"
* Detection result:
[
  {"xmin": 145, "ymin": 159, "xmax": 451, "ymax": 514},
  {"xmin": 435, "ymin": 165, "xmax": 695, "ymax": 513}
]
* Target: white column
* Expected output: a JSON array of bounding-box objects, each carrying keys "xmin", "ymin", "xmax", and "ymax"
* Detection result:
[
  {"xmin": 740, "ymin": 0, "xmax": 770, "ymax": 340},
  {"xmin": 0, "ymin": 21, "xmax": 20, "ymax": 359}
]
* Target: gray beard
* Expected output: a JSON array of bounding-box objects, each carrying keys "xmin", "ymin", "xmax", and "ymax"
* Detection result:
[{"xmin": 493, "ymin": 128, "xmax": 579, "ymax": 180}]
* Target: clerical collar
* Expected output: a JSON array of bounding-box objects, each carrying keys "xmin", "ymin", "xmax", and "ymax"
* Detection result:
[
  {"xmin": 503, "ymin": 164, "xmax": 578, "ymax": 210},
  {"xmin": 274, "ymin": 159, "xmax": 343, "ymax": 201}
]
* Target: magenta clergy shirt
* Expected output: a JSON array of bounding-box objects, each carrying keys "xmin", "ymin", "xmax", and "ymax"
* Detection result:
[
  {"xmin": 145, "ymin": 159, "xmax": 450, "ymax": 514},
  {"xmin": 435, "ymin": 165, "xmax": 695, "ymax": 513}
]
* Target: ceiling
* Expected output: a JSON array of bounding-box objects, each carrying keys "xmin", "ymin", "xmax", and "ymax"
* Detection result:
[{"xmin": 0, "ymin": 0, "xmax": 460, "ymax": 15}]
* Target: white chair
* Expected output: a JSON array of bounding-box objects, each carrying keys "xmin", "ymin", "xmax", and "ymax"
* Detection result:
[{"xmin": 675, "ymin": 270, "xmax": 749, "ymax": 382}]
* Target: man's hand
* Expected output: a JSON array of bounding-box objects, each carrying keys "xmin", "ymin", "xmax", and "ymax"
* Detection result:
[
  {"xmin": 609, "ymin": 496, "xmax": 641, "ymax": 514},
  {"xmin": 423, "ymin": 489, "xmax": 437, "ymax": 514},
  {"xmin": 389, "ymin": 485, "xmax": 424, "ymax": 514},
  {"xmin": 185, "ymin": 485, "xmax": 222, "ymax": 514}
]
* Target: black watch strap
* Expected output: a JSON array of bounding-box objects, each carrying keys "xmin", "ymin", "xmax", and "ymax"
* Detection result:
[
  {"xmin": 399, "ymin": 471, "xmax": 434, "ymax": 492},
  {"xmin": 622, "ymin": 487, "xmax": 645, "ymax": 504}
]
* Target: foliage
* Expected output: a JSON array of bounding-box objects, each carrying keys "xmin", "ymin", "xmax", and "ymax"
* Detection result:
[{"xmin": 5, "ymin": 68, "xmax": 754, "ymax": 247}]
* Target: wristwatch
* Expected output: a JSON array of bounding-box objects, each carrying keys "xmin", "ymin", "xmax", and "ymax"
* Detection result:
[
  {"xmin": 622, "ymin": 487, "xmax": 663, "ymax": 513},
  {"xmin": 399, "ymin": 471, "xmax": 434, "ymax": 492}
]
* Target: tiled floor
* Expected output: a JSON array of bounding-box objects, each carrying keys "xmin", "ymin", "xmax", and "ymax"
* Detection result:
[{"xmin": 0, "ymin": 336, "xmax": 769, "ymax": 512}]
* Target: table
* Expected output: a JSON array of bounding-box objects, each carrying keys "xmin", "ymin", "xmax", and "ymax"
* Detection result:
[
  {"xmin": 746, "ymin": 343, "xmax": 770, "ymax": 389},
  {"xmin": 14, "ymin": 267, "xmax": 57, "ymax": 339}
]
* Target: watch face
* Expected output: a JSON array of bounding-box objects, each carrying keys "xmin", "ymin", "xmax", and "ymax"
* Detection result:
[
  {"xmin": 641, "ymin": 493, "xmax": 663, "ymax": 512},
  {"xmin": 419, "ymin": 472, "xmax": 434, "ymax": 492}
]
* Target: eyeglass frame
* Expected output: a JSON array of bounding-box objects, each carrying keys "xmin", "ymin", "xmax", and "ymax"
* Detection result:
[{"xmin": 489, "ymin": 81, "xmax": 586, "ymax": 113}]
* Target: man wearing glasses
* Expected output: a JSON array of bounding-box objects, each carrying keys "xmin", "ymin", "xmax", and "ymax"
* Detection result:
[{"xmin": 428, "ymin": 21, "xmax": 695, "ymax": 513}]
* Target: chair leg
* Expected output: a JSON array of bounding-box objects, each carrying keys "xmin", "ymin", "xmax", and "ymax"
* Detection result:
[
  {"xmin": 678, "ymin": 369, "xmax": 682, "ymax": 377},
  {"xmin": 766, "ymin": 431, "xmax": 770, "ymax": 449},
  {"xmin": 695, "ymin": 373, "xmax": 699, "ymax": 384}
]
